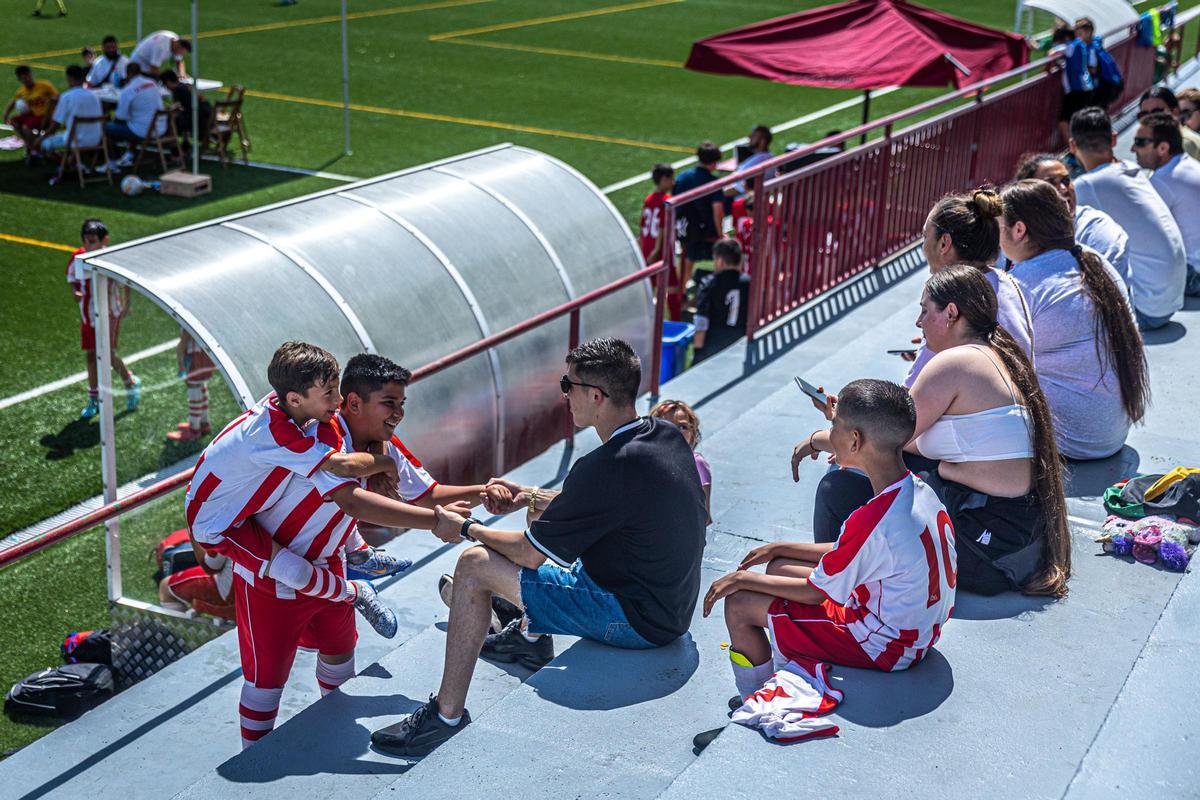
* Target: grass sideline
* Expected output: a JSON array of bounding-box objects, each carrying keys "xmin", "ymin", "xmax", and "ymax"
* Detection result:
[{"xmin": 2, "ymin": 0, "xmax": 1197, "ymax": 758}]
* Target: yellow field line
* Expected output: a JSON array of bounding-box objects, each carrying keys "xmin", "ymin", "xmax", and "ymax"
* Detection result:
[
  {"xmin": 0, "ymin": 0, "xmax": 492, "ymax": 63},
  {"xmin": 429, "ymin": 0, "xmax": 682, "ymax": 42},
  {"xmin": 0, "ymin": 233, "xmax": 75, "ymax": 253},
  {"xmin": 442, "ymin": 37, "xmax": 680, "ymax": 68},
  {"xmin": 246, "ymin": 88, "xmax": 692, "ymax": 153}
]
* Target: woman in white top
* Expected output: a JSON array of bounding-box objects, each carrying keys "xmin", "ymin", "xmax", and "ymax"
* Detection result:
[
  {"xmin": 799, "ymin": 265, "xmax": 1072, "ymax": 598},
  {"xmin": 903, "ymin": 189, "xmax": 1034, "ymax": 387}
]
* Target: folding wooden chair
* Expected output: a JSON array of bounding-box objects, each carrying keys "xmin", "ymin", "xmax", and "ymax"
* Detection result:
[
  {"xmin": 54, "ymin": 115, "xmax": 112, "ymax": 189},
  {"xmin": 203, "ymin": 97, "xmax": 248, "ymax": 167},
  {"xmin": 132, "ymin": 107, "xmax": 185, "ymax": 174},
  {"xmin": 223, "ymin": 84, "xmax": 251, "ymax": 158}
]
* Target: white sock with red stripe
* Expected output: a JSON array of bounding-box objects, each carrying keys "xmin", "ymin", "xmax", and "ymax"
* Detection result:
[
  {"xmin": 265, "ymin": 548, "xmax": 356, "ymax": 602},
  {"xmin": 239, "ymin": 682, "xmax": 283, "ymax": 750},
  {"xmin": 730, "ymin": 651, "xmax": 776, "ymax": 702},
  {"xmin": 315, "ymin": 656, "xmax": 355, "ymax": 697},
  {"xmin": 186, "ymin": 381, "xmax": 209, "ymax": 429}
]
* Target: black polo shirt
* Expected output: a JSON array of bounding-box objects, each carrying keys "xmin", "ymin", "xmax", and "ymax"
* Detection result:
[{"xmin": 525, "ymin": 416, "xmax": 708, "ymax": 645}]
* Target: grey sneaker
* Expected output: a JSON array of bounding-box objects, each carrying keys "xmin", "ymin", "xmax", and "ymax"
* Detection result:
[
  {"xmin": 371, "ymin": 695, "xmax": 471, "ymax": 757},
  {"xmin": 480, "ymin": 619, "xmax": 553, "ymax": 670},
  {"xmin": 351, "ymin": 580, "xmax": 397, "ymax": 639}
]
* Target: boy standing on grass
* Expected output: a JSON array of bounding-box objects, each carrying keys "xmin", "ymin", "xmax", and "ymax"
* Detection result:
[
  {"xmin": 691, "ymin": 239, "xmax": 750, "ymax": 364},
  {"xmin": 704, "ymin": 379, "xmax": 956, "ymax": 704},
  {"xmin": 167, "ymin": 328, "xmax": 215, "ymax": 441},
  {"xmin": 67, "ymin": 218, "xmax": 140, "ymax": 420}
]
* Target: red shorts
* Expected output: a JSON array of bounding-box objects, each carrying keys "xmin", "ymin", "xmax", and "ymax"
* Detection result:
[
  {"xmin": 767, "ymin": 597, "xmax": 879, "ymax": 671},
  {"xmin": 165, "ymin": 566, "xmax": 235, "ymax": 620},
  {"xmin": 80, "ymin": 316, "xmax": 121, "ymax": 351},
  {"xmin": 233, "ymin": 576, "xmax": 357, "ymax": 689}
]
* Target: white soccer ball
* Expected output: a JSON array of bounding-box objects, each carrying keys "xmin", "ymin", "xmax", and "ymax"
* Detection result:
[
  {"xmin": 120, "ymin": 175, "xmax": 145, "ymax": 196},
  {"xmin": 13, "ymin": 98, "xmax": 28, "ymax": 115}
]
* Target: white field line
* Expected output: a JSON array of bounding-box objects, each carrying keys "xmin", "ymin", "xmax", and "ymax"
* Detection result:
[
  {"xmin": 0, "ymin": 338, "xmax": 179, "ymax": 411},
  {"xmin": 199, "ymin": 154, "xmax": 357, "ymax": 182},
  {"xmin": 600, "ymin": 87, "xmax": 900, "ymax": 194}
]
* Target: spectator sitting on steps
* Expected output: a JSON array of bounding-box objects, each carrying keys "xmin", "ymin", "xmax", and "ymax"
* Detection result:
[
  {"xmin": 1138, "ymin": 86, "xmax": 1200, "ymax": 159},
  {"xmin": 692, "ymin": 238, "xmax": 750, "ymax": 364},
  {"xmin": 1130, "ymin": 111, "xmax": 1200, "ymax": 298},
  {"xmin": 371, "ymin": 337, "xmax": 708, "ymax": 758}
]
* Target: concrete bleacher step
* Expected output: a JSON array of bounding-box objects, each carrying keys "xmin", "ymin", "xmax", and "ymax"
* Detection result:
[{"xmin": 367, "ymin": 531, "xmax": 754, "ymax": 800}]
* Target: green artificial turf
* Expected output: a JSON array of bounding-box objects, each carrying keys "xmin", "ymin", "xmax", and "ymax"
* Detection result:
[{"xmin": 1, "ymin": 0, "xmax": 1197, "ymax": 758}]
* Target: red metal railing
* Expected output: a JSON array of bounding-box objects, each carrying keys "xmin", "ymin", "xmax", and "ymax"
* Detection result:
[
  {"xmin": 4, "ymin": 4, "xmax": 1196, "ymax": 570},
  {"xmin": 0, "ymin": 262, "xmax": 670, "ymax": 569}
]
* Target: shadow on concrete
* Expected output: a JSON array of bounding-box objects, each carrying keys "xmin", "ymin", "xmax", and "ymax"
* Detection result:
[
  {"xmin": 952, "ymin": 590, "xmax": 1055, "ymax": 621},
  {"xmin": 15, "ymin": 667, "xmax": 242, "ymax": 800},
  {"xmin": 1063, "ymin": 446, "xmax": 1141, "ymax": 498},
  {"xmin": 689, "ymin": 245, "xmax": 926, "ymax": 413},
  {"xmin": 214, "ymin": 688, "xmax": 420, "ymax": 783},
  {"xmin": 1141, "ymin": 321, "xmax": 1186, "ymax": 345},
  {"xmin": 831, "ymin": 648, "xmax": 953, "ymax": 727},
  {"xmin": 530, "ymin": 634, "xmax": 700, "ymax": 711}
]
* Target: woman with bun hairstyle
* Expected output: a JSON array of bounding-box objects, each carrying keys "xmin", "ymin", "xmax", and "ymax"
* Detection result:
[
  {"xmin": 995, "ymin": 180, "xmax": 1147, "ymax": 460},
  {"xmin": 800, "ymin": 265, "xmax": 1071, "ymax": 597},
  {"xmin": 904, "ymin": 188, "xmax": 1034, "ymax": 387}
]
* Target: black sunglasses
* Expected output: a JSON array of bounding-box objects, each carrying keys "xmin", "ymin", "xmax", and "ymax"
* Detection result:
[
  {"xmin": 1132, "ymin": 136, "xmax": 1159, "ymax": 147},
  {"xmin": 560, "ymin": 374, "xmax": 609, "ymax": 397}
]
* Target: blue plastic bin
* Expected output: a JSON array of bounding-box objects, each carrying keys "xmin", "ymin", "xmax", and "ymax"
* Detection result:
[{"xmin": 659, "ymin": 320, "xmax": 695, "ymax": 384}]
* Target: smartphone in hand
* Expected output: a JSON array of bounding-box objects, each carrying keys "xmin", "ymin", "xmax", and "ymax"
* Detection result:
[
  {"xmin": 887, "ymin": 349, "xmax": 919, "ymax": 356},
  {"xmin": 794, "ymin": 376, "xmax": 828, "ymax": 405}
]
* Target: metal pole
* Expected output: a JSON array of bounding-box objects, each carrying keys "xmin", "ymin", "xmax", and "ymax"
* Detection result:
[
  {"xmin": 92, "ymin": 273, "xmax": 123, "ymax": 603},
  {"xmin": 191, "ymin": 0, "xmax": 199, "ymax": 174},
  {"xmin": 341, "ymin": 0, "xmax": 352, "ymax": 155},
  {"xmin": 860, "ymin": 90, "xmax": 871, "ymax": 145},
  {"xmin": 136, "ymin": 0, "xmax": 142, "ymax": 41}
]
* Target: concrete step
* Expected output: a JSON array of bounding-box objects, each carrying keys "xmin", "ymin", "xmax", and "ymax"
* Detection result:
[{"xmin": 367, "ymin": 532, "xmax": 752, "ymax": 800}]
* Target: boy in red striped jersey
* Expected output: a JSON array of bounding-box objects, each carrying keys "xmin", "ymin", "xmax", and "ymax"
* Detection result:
[
  {"xmin": 214, "ymin": 351, "xmax": 490, "ymax": 749},
  {"xmin": 703, "ymin": 380, "xmax": 955, "ymax": 709}
]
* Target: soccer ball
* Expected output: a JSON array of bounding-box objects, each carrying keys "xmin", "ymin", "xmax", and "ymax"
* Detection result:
[
  {"xmin": 120, "ymin": 175, "xmax": 146, "ymax": 196},
  {"xmin": 13, "ymin": 98, "xmax": 28, "ymax": 115}
]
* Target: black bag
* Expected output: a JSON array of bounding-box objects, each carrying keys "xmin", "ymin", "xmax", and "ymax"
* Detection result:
[
  {"xmin": 61, "ymin": 629, "xmax": 113, "ymax": 665},
  {"xmin": 4, "ymin": 663, "xmax": 114, "ymax": 720}
]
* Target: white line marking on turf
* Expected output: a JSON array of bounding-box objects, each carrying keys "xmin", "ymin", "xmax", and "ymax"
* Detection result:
[
  {"xmin": 0, "ymin": 338, "xmax": 179, "ymax": 411},
  {"xmin": 199, "ymin": 155, "xmax": 357, "ymax": 182},
  {"xmin": 600, "ymin": 87, "xmax": 900, "ymax": 194}
]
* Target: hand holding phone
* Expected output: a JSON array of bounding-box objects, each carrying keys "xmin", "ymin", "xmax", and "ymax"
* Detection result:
[{"xmin": 795, "ymin": 377, "xmax": 836, "ymax": 420}]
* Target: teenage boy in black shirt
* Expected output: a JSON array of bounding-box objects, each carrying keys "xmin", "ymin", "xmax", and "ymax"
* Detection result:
[
  {"xmin": 693, "ymin": 239, "xmax": 750, "ymax": 363},
  {"xmin": 372, "ymin": 338, "xmax": 708, "ymax": 757}
]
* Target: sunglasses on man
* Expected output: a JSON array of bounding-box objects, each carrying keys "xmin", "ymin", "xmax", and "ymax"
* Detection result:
[
  {"xmin": 1132, "ymin": 136, "xmax": 1161, "ymax": 147},
  {"xmin": 560, "ymin": 374, "xmax": 609, "ymax": 397}
]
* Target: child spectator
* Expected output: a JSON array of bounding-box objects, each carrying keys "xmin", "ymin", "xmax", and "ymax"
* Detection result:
[
  {"xmin": 650, "ymin": 399, "xmax": 711, "ymax": 522},
  {"xmin": 692, "ymin": 239, "xmax": 750, "ymax": 363},
  {"xmin": 167, "ymin": 328, "xmax": 215, "ymax": 441},
  {"xmin": 704, "ymin": 379, "xmax": 954, "ymax": 704},
  {"xmin": 3, "ymin": 66, "xmax": 57, "ymax": 157},
  {"xmin": 1048, "ymin": 26, "xmax": 1094, "ymax": 146},
  {"xmin": 641, "ymin": 164, "xmax": 683, "ymax": 319},
  {"xmin": 731, "ymin": 194, "xmax": 754, "ymax": 275},
  {"xmin": 67, "ymin": 219, "xmax": 140, "ymax": 419}
]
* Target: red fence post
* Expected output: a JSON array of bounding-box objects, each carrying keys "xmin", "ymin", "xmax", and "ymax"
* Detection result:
[{"xmin": 744, "ymin": 172, "xmax": 767, "ymax": 338}]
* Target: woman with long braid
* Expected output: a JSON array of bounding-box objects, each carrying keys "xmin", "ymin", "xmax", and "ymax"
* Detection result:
[
  {"xmin": 995, "ymin": 180, "xmax": 1148, "ymax": 460},
  {"xmin": 798, "ymin": 265, "xmax": 1072, "ymax": 597}
]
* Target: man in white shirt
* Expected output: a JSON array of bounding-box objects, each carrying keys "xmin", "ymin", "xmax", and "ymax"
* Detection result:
[
  {"xmin": 1070, "ymin": 107, "xmax": 1186, "ymax": 330},
  {"xmin": 85, "ymin": 36, "xmax": 129, "ymax": 88},
  {"xmin": 105, "ymin": 62, "xmax": 166, "ymax": 165},
  {"xmin": 1133, "ymin": 112, "xmax": 1200, "ymax": 297},
  {"xmin": 1138, "ymin": 86, "xmax": 1200, "ymax": 160},
  {"xmin": 36, "ymin": 65, "xmax": 102, "ymax": 156},
  {"xmin": 129, "ymin": 30, "xmax": 190, "ymax": 79}
]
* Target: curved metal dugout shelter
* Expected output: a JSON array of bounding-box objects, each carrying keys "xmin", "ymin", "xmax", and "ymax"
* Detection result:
[{"xmin": 82, "ymin": 144, "xmax": 652, "ymax": 490}]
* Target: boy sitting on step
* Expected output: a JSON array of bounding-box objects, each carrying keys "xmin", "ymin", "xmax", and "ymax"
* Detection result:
[{"xmin": 704, "ymin": 379, "xmax": 957, "ymax": 702}]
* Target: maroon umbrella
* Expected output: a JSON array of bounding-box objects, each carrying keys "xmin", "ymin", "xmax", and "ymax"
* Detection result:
[{"xmin": 686, "ymin": 0, "xmax": 1028, "ymax": 129}]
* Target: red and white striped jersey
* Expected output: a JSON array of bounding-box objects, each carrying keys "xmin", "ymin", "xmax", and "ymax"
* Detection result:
[
  {"xmin": 333, "ymin": 413, "xmax": 437, "ymax": 504},
  {"xmin": 808, "ymin": 472, "xmax": 956, "ymax": 671},
  {"xmin": 245, "ymin": 413, "xmax": 437, "ymax": 599},
  {"xmin": 66, "ymin": 247, "xmax": 124, "ymax": 324},
  {"xmin": 185, "ymin": 394, "xmax": 343, "ymax": 543}
]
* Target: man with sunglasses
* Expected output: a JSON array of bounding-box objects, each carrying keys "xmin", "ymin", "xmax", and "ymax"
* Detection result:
[
  {"xmin": 371, "ymin": 337, "xmax": 708, "ymax": 758},
  {"xmin": 1178, "ymin": 88, "xmax": 1200, "ymax": 134},
  {"xmin": 1138, "ymin": 86, "xmax": 1200, "ymax": 159},
  {"xmin": 1133, "ymin": 112, "xmax": 1200, "ymax": 298}
]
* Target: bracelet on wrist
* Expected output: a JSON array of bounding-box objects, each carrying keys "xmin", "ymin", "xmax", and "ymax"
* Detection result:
[{"xmin": 528, "ymin": 487, "xmax": 540, "ymax": 515}]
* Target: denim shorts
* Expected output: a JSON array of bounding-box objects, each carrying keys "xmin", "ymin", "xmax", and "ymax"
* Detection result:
[{"xmin": 520, "ymin": 561, "xmax": 655, "ymax": 650}]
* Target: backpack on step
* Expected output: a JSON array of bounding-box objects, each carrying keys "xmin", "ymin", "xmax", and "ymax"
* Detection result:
[
  {"xmin": 61, "ymin": 629, "xmax": 113, "ymax": 665},
  {"xmin": 4, "ymin": 663, "xmax": 114, "ymax": 720}
]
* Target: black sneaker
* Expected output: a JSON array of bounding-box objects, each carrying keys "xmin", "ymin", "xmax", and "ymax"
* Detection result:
[
  {"xmin": 480, "ymin": 619, "xmax": 553, "ymax": 670},
  {"xmin": 438, "ymin": 574, "xmax": 524, "ymax": 634},
  {"xmin": 371, "ymin": 695, "xmax": 471, "ymax": 757},
  {"xmin": 693, "ymin": 727, "xmax": 723, "ymax": 754},
  {"xmin": 728, "ymin": 694, "xmax": 743, "ymax": 712}
]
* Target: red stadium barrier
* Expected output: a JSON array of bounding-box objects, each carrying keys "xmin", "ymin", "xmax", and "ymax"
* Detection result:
[{"xmin": 3, "ymin": 4, "xmax": 1195, "ymax": 570}]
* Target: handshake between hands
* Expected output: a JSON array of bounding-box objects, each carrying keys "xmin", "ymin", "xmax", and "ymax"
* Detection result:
[{"xmin": 428, "ymin": 478, "xmax": 533, "ymax": 545}]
